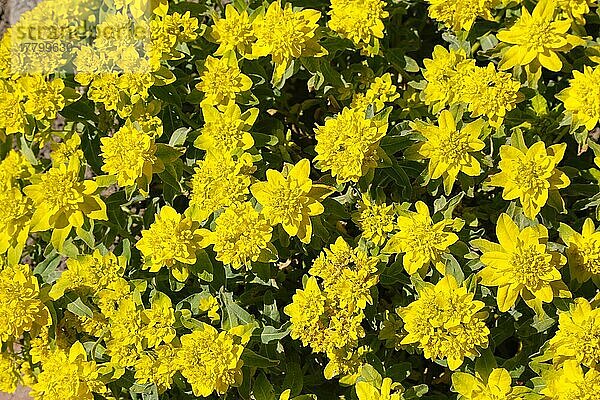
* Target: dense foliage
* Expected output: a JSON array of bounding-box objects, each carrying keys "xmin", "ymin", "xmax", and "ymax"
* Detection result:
[{"xmin": 1, "ymin": 0, "xmax": 600, "ymax": 399}]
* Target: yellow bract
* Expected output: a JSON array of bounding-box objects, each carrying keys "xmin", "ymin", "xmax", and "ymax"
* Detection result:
[
  {"xmin": 452, "ymin": 368, "xmax": 530, "ymax": 400},
  {"xmin": 176, "ymin": 323, "xmax": 251, "ymax": 397},
  {"xmin": 202, "ymin": 201, "xmax": 274, "ymax": 269},
  {"xmin": 314, "ymin": 107, "xmax": 389, "ymax": 184},
  {"xmin": 556, "ymin": 65, "xmax": 600, "ymax": 131},
  {"xmin": 194, "ymin": 102, "xmax": 258, "ymax": 154},
  {"xmin": 355, "ymin": 377, "xmax": 403, "ymax": 400},
  {"xmin": 24, "ymin": 159, "xmax": 107, "ymax": 250},
  {"xmin": 252, "ymin": 2, "xmax": 327, "ymax": 82},
  {"xmin": 328, "ymin": 0, "xmax": 389, "ymax": 54},
  {"xmin": 487, "ymin": 141, "xmax": 570, "ymax": 219},
  {"xmin": 560, "ymin": 218, "xmax": 600, "ymax": 283},
  {"xmin": 384, "ymin": 201, "xmax": 462, "ymax": 275},
  {"xmin": 397, "ymin": 275, "xmax": 489, "ymax": 370},
  {"xmin": 196, "ymin": 53, "xmax": 253, "ymax": 107},
  {"xmin": 408, "ymin": 110, "xmax": 485, "ymax": 193},
  {"xmin": 251, "ymin": 159, "xmax": 333, "ymax": 243},
  {"xmin": 542, "ymin": 360, "xmax": 600, "ymax": 399},
  {"xmin": 474, "ymin": 213, "xmax": 569, "ymax": 312},
  {"xmin": 352, "ymin": 194, "xmax": 395, "ymax": 246},
  {"xmin": 210, "ymin": 5, "xmax": 255, "ymax": 57},
  {"xmin": 100, "ymin": 120, "xmax": 161, "ymax": 188},
  {"xmin": 427, "ymin": 0, "xmax": 496, "ymax": 32},
  {"xmin": 548, "ymin": 297, "xmax": 600, "ymax": 368},
  {"xmin": 136, "ymin": 206, "xmax": 207, "ymax": 281},
  {"xmin": 497, "ymin": 0, "xmax": 584, "ymax": 73}
]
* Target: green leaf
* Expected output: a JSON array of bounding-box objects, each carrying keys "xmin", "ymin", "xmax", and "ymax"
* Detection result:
[
  {"xmin": 260, "ymin": 322, "xmax": 291, "ymax": 344},
  {"xmin": 242, "ymin": 349, "xmax": 280, "ymax": 368},
  {"xmin": 168, "ymin": 127, "xmax": 191, "ymax": 146},
  {"xmin": 253, "ymin": 373, "xmax": 276, "ymax": 400},
  {"xmin": 475, "ymin": 348, "xmax": 497, "ymax": 381},
  {"xmin": 66, "ymin": 297, "xmax": 93, "ymax": 319}
]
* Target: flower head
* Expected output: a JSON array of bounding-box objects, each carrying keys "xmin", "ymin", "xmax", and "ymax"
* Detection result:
[
  {"xmin": 328, "ymin": 0, "xmax": 388, "ymax": 53},
  {"xmin": 352, "ymin": 194, "xmax": 395, "ymax": 246},
  {"xmin": 397, "ymin": 275, "xmax": 489, "ymax": 370},
  {"xmin": 23, "ymin": 159, "xmax": 107, "ymax": 250},
  {"xmin": 194, "ymin": 103, "xmax": 258, "ymax": 154},
  {"xmin": 136, "ymin": 206, "xmax": 207, "ymax": 281},
  {"xmin": 252, "ymin": 1, "xmax": 327, "ymax": 82},
  {"xmin": 100, "ymin": 120, "xmax": 160, "ymax": 187},
  {"xmin": 251, "ymin": 159, "xmax": 333, "ymax": 243},
  {"xmin": 427, "ymin": 0, "xmax": 496, "ymax": 32},
  {"xmin": 31, "ymin": 342, "xmax": 106, "ymax": 400},
  {"xmin": 177, "ymin": 324, "xmax": 250, "ymax": 397},
  {"xmin": 383, "ymin": 201, "xmax": 461, "ymax": 275},
  {"xmin": 51, "ymin": 134, "xmax": 84, "ymax": 166},
  {"xmin": 196, "ymin": 54, "xmax": 253, "ymax": 107},
  {"xmin": 556, "ymin": 65, "xmax": 600, "ymax": 131},
  {"xmin": 542, "ymin": 360, "xmax": 600, "ymax": 400},
  {"xmin": 0, "ymin": 264, "xmax": 50, "ymax": 344},
  {"xmin": 210, "ymin": 5, "xmax": 255, "ymax": 56},
  {"xmin": 487, "ymin": 141, "xmax": 570, "ymax": 219},
  {"xmin": 548, "ymin": 297, "xmax": 600, "ymax": 368},
  {"xmin": 134, "ymin": 344, "xmax": 178, "ymax": 394},
  {"xmin": 408, "ymin": 110, "xmax": 485, "ymax": 192},
  {"xmin": 314, "ymin": 107, "xmax": 389, "ymax": 184},
  {"xmin": 0, "ymin": 352, "xmax": 19, "ymax": 394},
  {"xmin": 474, "ymin": 213, "xmax": 568, "ymax": 312},
  {"xmin": 203, "ymin": 202, "xmax": 274, "ymax": 269},
  {"xmin": 497, "ymin": 0, "xmax": 584, "ymax": 72},
  {"xmin": 560, "ymin": 218, "xmax": 600, "ymax": 283},
  {"xmin": 351, "ymin": 73, "xmax": 399, "ymax": 113},
  {"xmin": 0, "ymin": 185, "xmax": 31, "ymax": 264},
  {"xmin": 187, "ymin": 151, "xmax": 255, "ymax": 222}
]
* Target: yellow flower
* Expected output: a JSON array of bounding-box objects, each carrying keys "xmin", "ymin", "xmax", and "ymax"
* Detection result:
[
  {"xmin": 50, "ymin": 249, "xmax": 125, "ymax": 300},
  {"xmin": 497, "ymin": 0, "xmax": 584, "ymax": 72},
  {"xmin": 460, "ymin": 63, "xmax": 522, "ymax": 128},
  {"xmin": 556, "ymin": 0, "xmax": 593, "ymax": 24},
  {"xmin": 314, "ymin": 107, "xmax": 389, "ymax": 184},
  {"xmin": 23, "ymin": 159, "xmax": 107, "ymax": 250},
  {"xmin": 548, "ymin": 298, "xmax": 600, "ymax": 368},
  {"xmin": 210, "ymin": 4, "xmax": 255, "ymax": 57},
  {"xmin": 487, "ymin": 141, "xmax": 570, "ymax": 219},
  {"xmin": 309, "ymin": 237, "xmax": 380, "ymax": 311},
  {"xmin": 196, "ymin": 53, "xmax": 253, "ymax": 107},
  {"xmin": 187, "ymin": 151, "xmax": 255, "ymax": 222},
  {"xmin": 31, "ymin": 342, "xmax": 106, "ymax": 400},
  {"xmin": 141, "ymin": 292, "xmax": 176, "ymax": 348},
  {"xmin": 328, "ymin": 0, "xmax": 388, "ymax": 53},
  {"xmin": 0, "ymin": 185, "xmax": 32, "ymax": 265},
  {"xmin": 541, "ymin": 360, "xmax": 600, "ymax": 399},
  {"xmin": 100, "ymin": 120, "xmax": 160, "ymax": 188},
  {"xmin": 134, "ymin": 344, "xmax": 178, "ymax": 394},
  {"xmin": 284, "ymin": 276, "xmax": 328, "ymax": 350},
  {"xmin": 194, "ymin": 103, "xmax": 258, "ymax": 154},
  {"xmin": 177, "ymin": 324, "xmax": 250, "ymax": 397},
  {"xmin": 18, "ymin": 75, "xmax": 66, "ymax": 121},
  {"xmin": 474, "ymin": 213, "xmax": 568, "ymax": 312},
  {"xmin": 202, "ymin": 201, "xmax": 274, "ymax": 269},
  {"xmin": 383, "ymin": 201, "xmax": 461, "ymax": 275},
  {"xmin": 352, "ymin": 194, "xmax": 395, "ymax": 246},
  {"xmin": 252, "ymin": 1, "xmax": 327, "ymax": 82},
  {"xmin": 251, "ymin": 159, "xmax": 333, "ymax": 243},
  {"xmin": 427, "ymin": 0, "xmax": 496, "ymax": 32},
  {"xmin": 51, "ymin": 134, "xmax": 84, "ymax": 166},
  {"xmin": 556, "ymin": 65, "xmax": 600, "ymax": 131},
  {"xmin": 136, "ymin": 206, "xmax": 207, "ymax": 281},
  {"xmin": 0, "ymin": 80, "xmax": 26, "ymax": 136},
  {"xmin": 351, "ymin": 73, "xmax": 399, "ymax": 113},
  {"xmin": 0, "ymin": 352, "xmax": 20, "ymax": 394},
  {"xmin": 452, "ymin": 368, "xmax": 530, "ymax": 400},
  {"xmin": 559, "ymin": 218, "xmax": 600, "ymax": 283},
  {"xmin": 355, "ymin": 377, "xmax": 403, "ymax": 400},
  {"xmin": 0, "ymin": 150, "xmax": 34, "ymax": 186},
  {"xmin": 408, "ymin": 110, "xmax": 485, "ymax": 192},
  {"xmin": 421, "ymin": 46, "xmax": 473, "ymax": 113},
  {"xmin": 397, "ymin": 275, "xmax": 490, "ymax": 370}
]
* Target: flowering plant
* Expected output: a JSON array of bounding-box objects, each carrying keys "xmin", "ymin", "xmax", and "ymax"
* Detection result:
[{"xmin": 1, "ymin": 0, "xmax": 600, "ymax": 399}]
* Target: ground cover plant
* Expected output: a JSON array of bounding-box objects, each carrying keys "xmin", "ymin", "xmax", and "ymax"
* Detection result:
[{"xmin": 0, "ymin": 0, "xmax": 600, "ymax": 399}]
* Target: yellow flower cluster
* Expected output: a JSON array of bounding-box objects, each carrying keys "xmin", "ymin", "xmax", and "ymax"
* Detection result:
[
  {"xmin": 427, "ymin": 0, "xmax": 496, "ymax": 32},
  {"xmin": 328, "ymin": 0, "xmax": 389, "ymax": 54},
  {"xmin": 398, "ymin": 275, "xmax": 489, "ymax": 370},
  {"xmin": 422, "ymin": 46, "xmax": 522, "ymax": 127},
  {"xmin": 285, "ymin": 237, "xmax": 379, "ymax": 379},
  {"xmin": 452, "ymin": 368, "xmax": 530, "ymax": 399}
]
